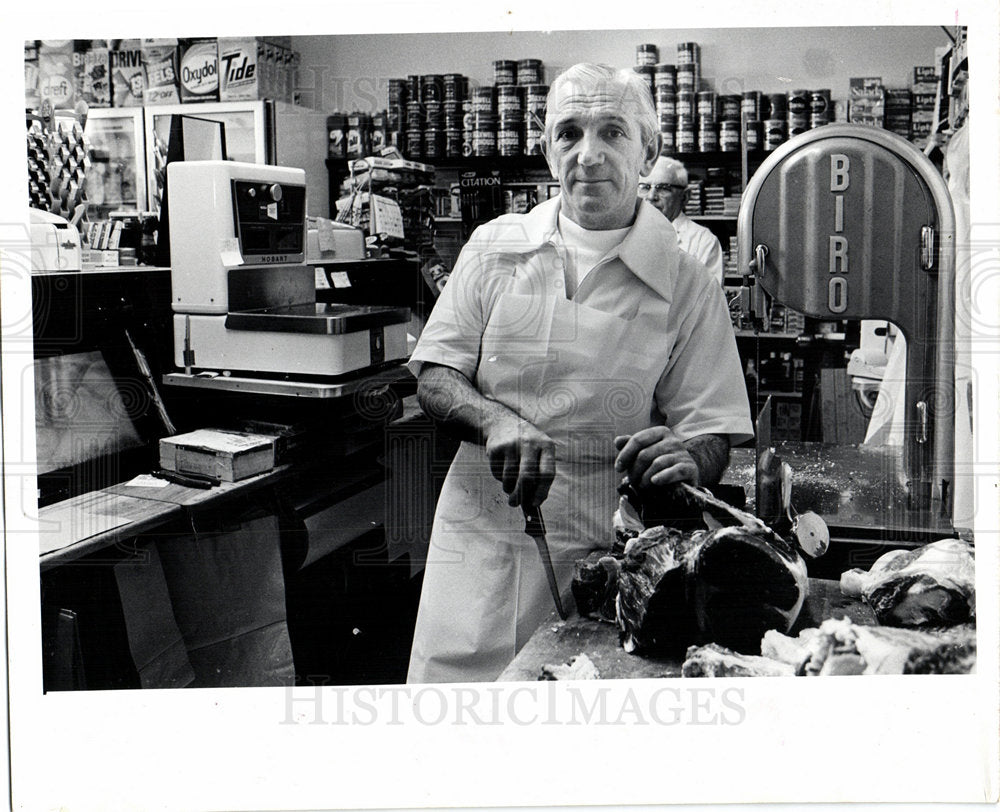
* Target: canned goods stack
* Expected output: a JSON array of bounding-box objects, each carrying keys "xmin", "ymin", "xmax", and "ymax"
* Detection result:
[
  {"xmin": 676, "ymin": 42, "xmax": 701, "ymax": 92},
  {"xmin": 786, "ymin": 89, "xmax": 810, "ymax": 138},
  {"xmin": 763, "ymin": 92, "xmax": 788, "ymax": 152},
  {"xmin": 327, "ymin": 112, "xmax": 348, "ymax": 159},
  {"xmin": 809, "ymin": 89, "xmax": 832, "ymax": 128},
  {"xmin": 524, "ymin": 84, "xmax": 547, "ymax": 155},
  {"xmin": 741, "ymin": 91, "xmax": 763, "ymax": 151},
  {"xmin": 653, "ymin": 65, "xmax": 677, "ymax": 154}
]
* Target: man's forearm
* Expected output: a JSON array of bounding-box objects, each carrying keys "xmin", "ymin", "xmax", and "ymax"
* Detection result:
[
  {"xmin": 683, "ymin": 433, "xmax": 731, "ymax": 485},
  {"xmin": 416, "ymin": 363, "xmax": 519, "ymax": 444}
]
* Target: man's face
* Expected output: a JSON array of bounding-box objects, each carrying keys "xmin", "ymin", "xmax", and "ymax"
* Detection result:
[
  {"xmin": 639, "ymin": 159, "xmax": 687, "ymax": 221},
  {"xmin": 541, "ymin": 81, "xmax": 658, "ymax": 230}
]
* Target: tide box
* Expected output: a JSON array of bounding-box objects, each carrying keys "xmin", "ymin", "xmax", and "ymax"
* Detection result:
[
  {"xmin": 218, "ymin": 37, "xmax": 260, "ymax": 101},
  {"xmin": 110, "ymin": 39, "xmax": 144, "ymax": 106},
  {"xmin": 159, "ymin": 429, "xmax": 276, "ymax": 481}
]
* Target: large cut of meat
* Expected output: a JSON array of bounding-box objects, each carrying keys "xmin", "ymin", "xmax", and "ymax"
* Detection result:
[
  {"xmin": 616, "ymin": 522, "xmax": 808, "ymax": 656},
  {"xmin": 761, "ymin": 617, "xmax": 977, "ymax": 675},
  {"xmin": 840, "ymin": 538, "xmax": 975, "ymax": 627}
]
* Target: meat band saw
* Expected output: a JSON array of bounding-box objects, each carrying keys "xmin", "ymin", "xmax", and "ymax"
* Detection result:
[
  {"xmin": 737, "ymin": 123, "xmax": 958, "ymax": 545},
  {"xmin": 162, "ymin": 160, "xmax": 411, "ymax": 397}
]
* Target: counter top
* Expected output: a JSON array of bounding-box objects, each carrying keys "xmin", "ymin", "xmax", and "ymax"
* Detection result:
[{"xmin": 498, "ymin": 579, "xmax": 875, "ymax": 681}]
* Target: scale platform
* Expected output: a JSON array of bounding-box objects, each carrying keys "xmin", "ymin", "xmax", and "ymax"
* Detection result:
[
  {"xmin": 163, "ymin": 361, "xmax": 413, "ymax": 399},
  {"xmin": 225, "ymin": 303, "xmax": 411, "ymax": 334}
]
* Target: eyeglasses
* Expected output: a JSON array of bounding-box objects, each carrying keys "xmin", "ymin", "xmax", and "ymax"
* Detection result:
[{"xmin": 638, "ymin": 183, "xmax": 687, "ymax": 195}]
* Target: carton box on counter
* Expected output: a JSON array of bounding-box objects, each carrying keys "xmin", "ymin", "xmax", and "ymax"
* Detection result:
[
  {"xmin": 111, "ymin": 39, "xmax": 144, "ymax": 106},
  {"xmin": 159, "ymin": 429, "xmax": 276, "ymax": 482},
  {"xmin": 141, "ymin": 38, "xmax": 180, "ymax": 105},
  {"xmin": 179, "ymin": 38, "xmax": 219, "ymax": 102}
]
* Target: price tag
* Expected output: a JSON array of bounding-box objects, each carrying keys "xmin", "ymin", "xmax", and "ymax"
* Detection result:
[
  {"xmin": 315, "ymin": 268, "xmax": 330, "ymax": 289},
  {"xmin": 330, "ymin": 271, "xmax": 351, "ymax": 288}
]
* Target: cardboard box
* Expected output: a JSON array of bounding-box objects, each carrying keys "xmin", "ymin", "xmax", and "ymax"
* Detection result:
[
  {"xmin": 110, "ymin": 39, "xmax": 144, "ymax": 106},
  {"xmin": 179, "ymin": 38, "xmax": 219, "ymax": 102},
  {"xmin": 25, "ymin": 41, "xmax": 40, "ymax": 109},
  {"xmin": 218, "ymin": 37, "xmax": 260, "ymax": 101},
  {"xmin": 39, "ymin": 40, "xmax": 76, "ymax": 110},
  {"xmin": 142, "ymin": 38, "xmax": 180, "ymax": 105},
  {"xmin": 159, "ymin": 429, "xmax": 276, "ymax": 481},
  {"xmin": 78, "ymin": 41, "xmax": 110, "ymax": 107}
]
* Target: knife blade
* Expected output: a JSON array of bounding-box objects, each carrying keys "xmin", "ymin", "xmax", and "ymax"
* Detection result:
[{"xmin": 521, "ymin": 505, "xmax": 568, "ymax": 620}]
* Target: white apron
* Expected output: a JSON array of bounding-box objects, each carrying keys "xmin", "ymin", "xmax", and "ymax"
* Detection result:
[{"xmin": 407, "ymin": 276, "xmax": 674, "ymax": 683}]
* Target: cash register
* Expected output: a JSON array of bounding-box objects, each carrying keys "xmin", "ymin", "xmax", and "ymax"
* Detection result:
[{"xmin": 162, "ymin": 160, "xmax": 411, "ymax": 396}]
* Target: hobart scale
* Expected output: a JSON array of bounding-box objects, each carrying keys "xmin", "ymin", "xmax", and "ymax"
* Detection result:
[{"xmin": 162, "ymin": 161, "xmax": 411, "ymax": 397}]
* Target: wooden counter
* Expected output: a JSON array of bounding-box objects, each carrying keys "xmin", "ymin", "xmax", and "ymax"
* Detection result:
[{"xmin": 497, "ymin": 579, "xmax": 875, "ymax": 681}]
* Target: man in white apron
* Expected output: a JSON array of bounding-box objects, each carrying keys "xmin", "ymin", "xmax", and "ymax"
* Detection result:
[{"xmin": 406, "ymin": 63, "xmax": 754, "ymax": 683}]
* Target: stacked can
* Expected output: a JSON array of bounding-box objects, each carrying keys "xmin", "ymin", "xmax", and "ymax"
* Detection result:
[
  {"xmin": 387, "ymin": 78, "xmax": 408, "ymax": 155},
  {"xmin": 496, "ymin": 84, "xmax": 523, "ymax": 157},
  {"xmin": 516, "ymin": 59, "xmax": 543, "ymax": 85},
  {"xmin": 696, "ymin": 90, "xmax": 717, "ymax": 152},
  {"xmin": 786, "ymin": 89, "xmax": 810, "ymax": 138},
  {"xmin": 741, "ymin": 90, "xmax": 763, "ymax": 151},
  {"xmin": 717, "ymin": 94, "xmax": 742, "ymax": 152},
  {"xmin": 371, "ymin": 112, "xmax": 387, "ymax": 153},
  {"xmin": 636, "ymin": 43, "xmax": 659, "ymax": 66},
  {"xmin": 632, "ymin": 65, "xmax": 655, "ymax": 99},
  {"xmin": 654, "ymin": 64, "xmax": 676, "ymax": 154},
  {"xmin": 524, "ymin": 84, "xmax": 547, "ymax": 155},
  {"xmin": 809, "ymin": 89, "xmax": 831, "ymax": 128},
  {"xmin": 444, "ymin": 88, "xmax": 464, "ymax": 158},
  {"xmin": 471, "ymin": 85, "xmax": 497, "ymax": 158},
  {"xmin": 764, "ymin": 92, "xmax": 788, "ymax": 151},
  {"xmin": 676, "ymin": 42, "xmax": 701, "ymax": 92},
  {"xmin": 405, "ymin": 99, "xmax": 424, "ymax": 158},
  {"xmin": 493, "ymin": 60, "xmax": 516, "ymax": 85}
]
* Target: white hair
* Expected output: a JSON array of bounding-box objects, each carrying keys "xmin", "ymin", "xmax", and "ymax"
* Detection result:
[
  {"xmin": 652, "ymin": 155, "xmax": 689, "ymax": 186},
  {"xmin": 544, "ymin": 63, "xmax": 659, "ymax": 149}
]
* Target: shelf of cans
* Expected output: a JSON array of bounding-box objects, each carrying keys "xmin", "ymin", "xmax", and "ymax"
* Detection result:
[
  {"xmin": 634, "ymin": 41, "xmax": 835, "ymax": 155},
  {"xmin": 327, "ymin": 59, "xmax": 547, "ymax": 162}
]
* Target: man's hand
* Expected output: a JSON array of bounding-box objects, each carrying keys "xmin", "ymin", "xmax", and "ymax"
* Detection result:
[
  {"xmin": 417, "ymin": 363, "xmax": 556, "ymax": 507},
  {"xmin": 484, "ymin": 414, "xmax": 556, "ymax": 508},
  {"xmin": 614, "ymin": 427, "xmax": 730, "ymax": 491}
]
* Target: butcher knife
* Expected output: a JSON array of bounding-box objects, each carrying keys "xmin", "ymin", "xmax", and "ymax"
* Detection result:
[{"xmin": 521, "ymin": 505, "xmax": 568, "ymax": 620}]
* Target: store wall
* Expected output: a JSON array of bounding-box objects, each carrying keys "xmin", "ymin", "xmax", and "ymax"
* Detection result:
[{"xmin": 291, "ymin": 26, "xmax": 950, "ymax": 113}]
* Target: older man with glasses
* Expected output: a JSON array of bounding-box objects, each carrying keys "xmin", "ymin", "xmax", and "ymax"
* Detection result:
[{"xmin": 639, "ymin": 156, "xmax": 725, "ymax": 285}]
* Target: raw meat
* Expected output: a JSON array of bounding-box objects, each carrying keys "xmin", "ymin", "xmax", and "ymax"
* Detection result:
[
  {"xmin": 538, "ymin": 653, "xmax": 600, "ymax": 680},
  {"xmin": 681, "ymin": 643, "xmax": 795, "ymax": 677},
  {"xmin": 765, "ymin": 617, "xmax": 976, "ymax": 675},
  {"xmin": 840, "ymin": 538, "xmax": 975, "ymax": 627},
  {"xmin": 571, "ymin": 551, "xmax": 621, "ymax": 623}
]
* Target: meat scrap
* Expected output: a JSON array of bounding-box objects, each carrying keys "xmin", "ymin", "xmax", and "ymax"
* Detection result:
[
  {"xmin": 764, "ymin": 617, "xmax": 977, "ymax": 675},
  {"xmin": 684, "ymin": 617, "xmax": 977, "ymax": 677},
  {"xmin": 680, "ymin": 643, "xmax": 795, "ymax": 677},
  {"xmin": 538, "ymin": 653, "xmax": 600, "ymax": 681},
  {"xmin": 840, "ymin": 538, "xmax": 975, "ymax": 627}
]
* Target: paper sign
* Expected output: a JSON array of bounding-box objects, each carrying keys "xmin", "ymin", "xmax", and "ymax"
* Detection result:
[
  {"xmin": 370, "ymin": 195, "xmax": 405, "ymax": 239},
  {"xmin": 125, "ymin": 475, "xmax": 170, "ymax": 488},
  {"xmin": 330, "ymin": 271, "xmax": 351, "ymax": 288},
  {"xmin": 315, "ymin": 268, "xmax": 330, "ymax": 289},
  {"xmin": 219, "ymin": 237, "xmax": 243, "ymax": 267}
]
